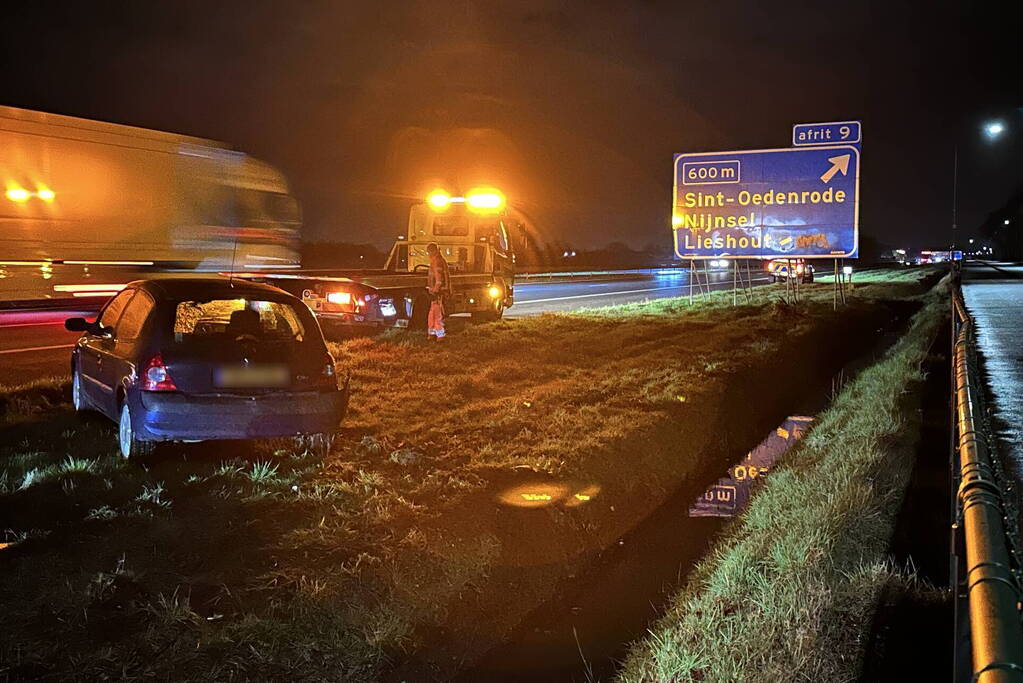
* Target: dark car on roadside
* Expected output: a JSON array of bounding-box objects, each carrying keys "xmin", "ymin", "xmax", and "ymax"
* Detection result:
[{"xmin": 65, "ymin": 278, "xmax": 349, "ymax": 459}]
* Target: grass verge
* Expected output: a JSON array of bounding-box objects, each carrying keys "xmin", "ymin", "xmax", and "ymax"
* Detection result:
[
  {"xmin": 616, "ymin": 276, "xmax": 950, "ymax": 683},
  {"xmin": 0, "ymin": 268, "xmax": 939, "ymax": 681}
]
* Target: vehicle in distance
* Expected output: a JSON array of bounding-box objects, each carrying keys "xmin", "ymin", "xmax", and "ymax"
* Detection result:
[
  {"xmin": 64, "ymin": 278, "xmax": 349, "ymax": 459},
  {"xmin": 1, "ymin": 104, "xmax": 301, "ymax": 303},
  {"xmin": 765, "ymin": 259, "xmax": 815, "ymax": 283},
  {"xmin": 243, "ymin": 188, "xmax": 518, "ymax": 331}
]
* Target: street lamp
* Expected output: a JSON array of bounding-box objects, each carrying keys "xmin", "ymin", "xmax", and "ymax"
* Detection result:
[
  {"xmin": 984, "ymin": 121, "xmax": 1006, "ymax": 140},
  {"xmin": 1004, "ymin": 219, "xmax": 1011, "ymax": 226},
  {"xmin": 953, "ymin": 119, "xmax": 1010, "ymax": 249}
]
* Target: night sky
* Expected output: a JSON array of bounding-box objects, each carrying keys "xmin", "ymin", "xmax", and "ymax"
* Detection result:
[{"xmin": 2, "ymin": 1, "xmax": 1020, "ymax": 252}]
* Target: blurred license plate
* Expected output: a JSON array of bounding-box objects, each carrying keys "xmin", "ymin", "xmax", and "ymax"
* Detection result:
[
  {"xmin": 215, "ymin": 365, "xmax": 289, "ymax": 388},
  {"xmin": 379, "ymin": 300, "xmax": 397, "ymax": 317}
]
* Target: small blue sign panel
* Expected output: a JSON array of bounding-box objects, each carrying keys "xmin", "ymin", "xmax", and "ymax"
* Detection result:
[
  {"xmin": 792, "ymin": 120, "xmax": 861, "ymax": 146},
  {"xmin": 689, "ymin": 416, "xmax": 814, "ymax": 518},
  {"xmin": 672, "ymin": 145, "xmax": 860, "ymax": 259},
  {"xmin": 952, "ymin": 250, "xmax": 964, "ymax": 261}
]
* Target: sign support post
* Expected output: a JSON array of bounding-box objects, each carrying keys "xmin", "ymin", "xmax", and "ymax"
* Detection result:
[
  {"xmin": 745, "ymin": 260, "xmax": 754, "ymax": 304},
  {"xmin": 689, "ymin": 259, "xmax": 694, "ymax": 305},
  {"xmin": 833, "ymin": 259, "xmax": 839, "ymax": 310},
  {"xmin": 732, "ymin": 262, "xmax": 737, "ymax": 306}
]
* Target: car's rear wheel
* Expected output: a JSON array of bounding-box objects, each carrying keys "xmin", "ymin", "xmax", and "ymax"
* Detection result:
[
  {"xmin": 118, "ymin": 402, "xmax": 154, "ymax": 460},
  {"xmin": 472, "ymin": 300, "xmax": 504, "ymax": 323},
  {"xmin": 72, "ymin": 368, "xmax": 89, "ymax": 412}
]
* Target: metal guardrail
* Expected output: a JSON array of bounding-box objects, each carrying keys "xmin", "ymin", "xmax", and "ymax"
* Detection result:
[{"xmin": 952, "ymin": 277, "xmax": 1023, "ymax": 682}]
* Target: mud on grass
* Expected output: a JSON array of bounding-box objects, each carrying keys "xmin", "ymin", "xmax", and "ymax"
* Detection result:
[{"xmin": 0, "ymin": 270, "xmax": 939, "ymax": 681}]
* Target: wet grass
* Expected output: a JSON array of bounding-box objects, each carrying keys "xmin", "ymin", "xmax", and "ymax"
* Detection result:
[
  {"xmin": 0, "ymin": 267, "xmax": 941, "ymax": 681},
  {"xmin": 617, "ymin": 276, "xmax": 950, "ymax": 683}
]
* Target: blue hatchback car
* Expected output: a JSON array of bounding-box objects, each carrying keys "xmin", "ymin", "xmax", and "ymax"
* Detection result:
[{"xmin": 65, "ymin": 278, "xmax": 350, "ymax": 459}]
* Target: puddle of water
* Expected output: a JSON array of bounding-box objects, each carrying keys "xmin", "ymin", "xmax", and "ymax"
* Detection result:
[{"xmin": 690, "ymin": 416, "xmax": 813, "ymax": 518}]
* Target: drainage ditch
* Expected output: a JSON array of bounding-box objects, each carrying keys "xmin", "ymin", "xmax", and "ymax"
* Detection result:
[
  {"xmin": 858, "ymin": 319, "xmax": 954, "ymax": 682},
  {"xmin": 458, "ymin": 303, "xmax": 922, "ymax": 682}
]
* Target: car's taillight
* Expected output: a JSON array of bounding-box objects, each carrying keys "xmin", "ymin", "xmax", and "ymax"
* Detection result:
[
  {"xmin": 318, "ymin": 353, "xmax": 338, "ymax": 388},
  {"xmin": 142, "ymin": 353, "xmax": 177, "ymax": 391}
]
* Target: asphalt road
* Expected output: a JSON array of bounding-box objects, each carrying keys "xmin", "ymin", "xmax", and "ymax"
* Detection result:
[
  {"xmin": 0, "ymin": 308, "xmax": 92, "ymax": 385},
  {"xmin": 0, "ymin": 268, "xmax": 772, "ymax": 385},
  {"xmin": 963, "ymin": 261, "xmax": 1023, "ymax": 479},
  {"xmin": 509, "ymin": 268, "xmax": 772, "ymax": 316}
]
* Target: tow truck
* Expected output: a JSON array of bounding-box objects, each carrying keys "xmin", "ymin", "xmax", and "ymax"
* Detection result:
[{"xmin": 242, "ymin": 188, "xmax": 517, "ymax": 332}]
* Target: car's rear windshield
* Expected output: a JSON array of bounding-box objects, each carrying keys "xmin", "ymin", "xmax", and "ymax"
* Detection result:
[{"xmin": 172, "ymin": 298, "xmax": 307, "ymax": 344}]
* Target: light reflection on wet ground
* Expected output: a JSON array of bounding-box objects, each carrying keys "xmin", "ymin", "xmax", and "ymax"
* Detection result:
[
  {"xmin": 690, "ymin": 415, "xmax": 813, "ymax": 517},
  {"xmin": 496, "ymin": 481, "xmax": 601, "ymax": 509}
]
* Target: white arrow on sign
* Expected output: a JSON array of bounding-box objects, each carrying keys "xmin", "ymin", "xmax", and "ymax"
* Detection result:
[{"xmin": 819, "ymin": 154, "xmax": 851, "ymax": 184}]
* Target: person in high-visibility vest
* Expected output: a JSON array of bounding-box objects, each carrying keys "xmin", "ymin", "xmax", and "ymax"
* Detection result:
[{"xmin": 426, "ymin": 242, "xmax": 451, "ymax": 340}]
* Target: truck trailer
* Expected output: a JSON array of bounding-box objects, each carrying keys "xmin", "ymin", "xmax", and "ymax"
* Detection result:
[{"xmin": 0, "ymin": 105, "xmax": 300, "ymax": 303}]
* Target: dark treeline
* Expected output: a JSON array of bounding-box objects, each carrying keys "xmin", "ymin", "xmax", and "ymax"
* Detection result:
[{"xmin": 979, "ymin": 185, "xmax": 1023, "ymax": 261}]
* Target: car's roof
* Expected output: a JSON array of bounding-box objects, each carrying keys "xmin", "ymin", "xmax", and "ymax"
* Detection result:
[{"xmin": 126, "ymin": 277, "xmax": 297, "ymax": 302}]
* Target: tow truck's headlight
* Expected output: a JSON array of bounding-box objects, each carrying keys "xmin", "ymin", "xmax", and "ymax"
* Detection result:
[
  {"xmin": 327, "ymin": 291, "xmax": 352, "ymax": 305},
  {"xmin": 488, "ymin": 285, "xmax": 502, "ymax": 299}
]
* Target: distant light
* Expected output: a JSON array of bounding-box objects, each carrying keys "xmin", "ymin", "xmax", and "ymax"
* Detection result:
[
  {"xmin": 36, "ymin": 187, "xmax": 55, "ymax": 202},
  {"xmin": 427, "ymin": 190, "xmax": 451, "ymax": 210},
  {"xmin": 1005, "ymin": 219, "xmax": 1011, "ymax": 226},
  {"xmin": 984, "ymin": 121, "xmax": 1006, "ymax": 139},
  {"xmin": 842, "ymin": 266, "xmax": 853, "ymax": 275},
  {"xmin": 5, "ymin": 187, "xmax": 30, "ymax": 202},
  {"xmin": 969, "ymin": 238, "xmax": 975, "ymax": 244}
]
